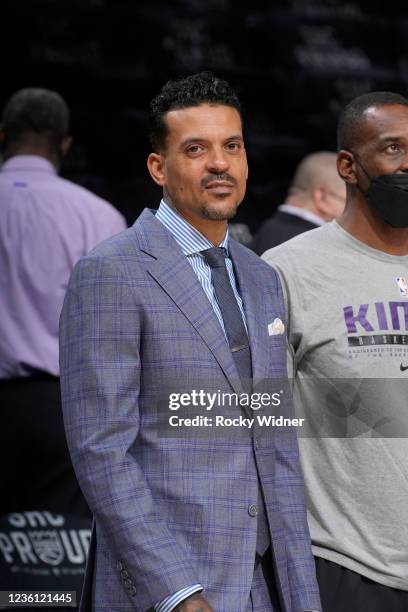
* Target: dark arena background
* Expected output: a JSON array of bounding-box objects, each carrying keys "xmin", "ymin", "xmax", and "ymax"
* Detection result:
[
  {"xmin": 1, "ymin": 0, "xmax": 407, "ymax": 231},
  {"xmin": 2, "ymin": 1, "xmax": 408, "ymax": 608}
]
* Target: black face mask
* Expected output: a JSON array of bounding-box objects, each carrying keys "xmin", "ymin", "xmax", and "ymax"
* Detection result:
[{"xmin": 354, "ymin": 157, "xmax": 408, "ymax": 228}]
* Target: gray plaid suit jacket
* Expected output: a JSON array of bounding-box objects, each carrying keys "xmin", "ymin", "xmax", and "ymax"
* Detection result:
[{"xmin": 59, "ymin": 208, "xmax": 321, "ymax": 612}]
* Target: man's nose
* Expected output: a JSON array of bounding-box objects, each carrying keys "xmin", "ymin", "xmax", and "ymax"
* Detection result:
[{"xmin": 206, "ymin": 147, "xmax": 229, "ymax": 173}]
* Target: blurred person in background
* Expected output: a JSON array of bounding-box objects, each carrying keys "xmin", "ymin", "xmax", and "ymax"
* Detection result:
[
  {"xmin": 0, "ymin": 88, "xmax": 126, "ymax": 519},
  {"xmin": 251, "ymin": 151, "xmax": 345, "ymax": 255},
  {"xmin": 228, "ymin": 220, "xmax": 253, "ymax": 246}
]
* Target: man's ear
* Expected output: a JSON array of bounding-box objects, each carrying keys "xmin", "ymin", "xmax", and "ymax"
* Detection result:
[
  {"xmin": 337, "ymin": 150, "xmax": 357, "ymax": 185},
  {"xmin": 313, "ymin": 187, "xmax": 343, "ymax": 221},
  {"xmin": 60, "ymin": 135, "xmax": 73, "ymax": 157},
  {"xmin": 313, "ymin": 188, "xmax": 329, "ymax": 218},
  {"xmin": 147, "ymin": 152, "xmax": 166, "ymax": 186}
]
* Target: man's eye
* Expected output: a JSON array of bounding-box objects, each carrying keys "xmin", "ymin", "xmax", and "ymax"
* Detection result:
[
  {"xmin": 226, "ymin": 142, "xmax": 241, "ymax": 151},
  {"xmin": 186, "ymin": 145, "xmax": 204, "ymax": 155},
  {"xmin": 386, "ymin": 143, "xmax": 401, "ymax": 153}
]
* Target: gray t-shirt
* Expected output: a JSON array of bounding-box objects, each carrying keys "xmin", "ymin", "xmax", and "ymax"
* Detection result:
[{"xmin": 263, "ymin": 220, "xmax": 408, "ymax": 591}]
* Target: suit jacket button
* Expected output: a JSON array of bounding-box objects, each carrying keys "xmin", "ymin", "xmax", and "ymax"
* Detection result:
[
  {"xmin": 129, "ymin": 586, "xmax": 137, "ymax": 596},
  {"xmin": 117, "ymin": 561, "xmax": 124, "ymax": 571},
  {"xmin": 248, "ymin": 504, "xmax": 258, "ymax": 517},
  {"xmin": 121, "ymin": 570, "xmax": 129, "ymax": 579}
]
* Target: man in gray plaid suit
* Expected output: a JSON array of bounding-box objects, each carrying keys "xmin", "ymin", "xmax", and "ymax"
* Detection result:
[{"xmin": 59, "ymin": 72, "xmax": 321, "ymax": 612}]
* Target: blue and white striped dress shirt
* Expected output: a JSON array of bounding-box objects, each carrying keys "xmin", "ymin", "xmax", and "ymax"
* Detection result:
[
  {"xmin": 155, "ymin": 200, "xmax": 247, "ymax": 338},
  {"xmin": 154, "ymin": 199, "xmax": 247, "ymax": 612}
]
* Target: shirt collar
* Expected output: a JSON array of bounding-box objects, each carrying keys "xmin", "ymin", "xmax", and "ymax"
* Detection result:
[
  {"xmin": 278, "ymin": 203, "xmax": 325, "ymax": 226},
  {"xmin": 155, "ymin": 199, "xmax": 229, "ymax": 257},
  {"xmin": 1, "ymin": 155, "xmax": 57, "ymax": 176}
]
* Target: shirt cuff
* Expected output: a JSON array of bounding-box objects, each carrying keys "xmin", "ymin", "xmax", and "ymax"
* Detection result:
[{"xmin": 154, "ymin": 584, "xmax": 203, "ymax": 612}]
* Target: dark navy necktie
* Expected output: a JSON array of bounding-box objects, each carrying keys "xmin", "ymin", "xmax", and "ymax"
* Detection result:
[
  {"xmin": 201, "ymin": 247, "xmax": 252, "ymax": 386},
  {"xmin": 201, "ymin": 247, "xmax": 270, "ymax": 557}
]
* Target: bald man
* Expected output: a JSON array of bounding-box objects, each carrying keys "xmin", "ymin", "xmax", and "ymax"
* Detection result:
[{"xmin": 251, "ymin": 151, "xmax": 345, "ymax": 255}]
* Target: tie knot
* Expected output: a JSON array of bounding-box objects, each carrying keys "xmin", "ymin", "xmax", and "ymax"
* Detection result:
[{"xmin": 201, "ymin": 247, "xmax": 227, "ymax": 268}]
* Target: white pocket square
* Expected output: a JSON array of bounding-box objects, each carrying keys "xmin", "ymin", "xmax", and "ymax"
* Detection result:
[{"xmin": 268, "ymin": 318, "xmax": 285, "ymax": 336}]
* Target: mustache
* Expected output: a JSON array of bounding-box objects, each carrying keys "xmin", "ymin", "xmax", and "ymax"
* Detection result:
[{"xmin": 201, "ymin": 173, "xmax": 237, "ymax": 189}]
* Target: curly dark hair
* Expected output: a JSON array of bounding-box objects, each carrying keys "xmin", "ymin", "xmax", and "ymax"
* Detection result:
[
  {"xmin": 337, "ymin": 91, "xmax": 408, "ymax": 151},
  {"xmin": 149, "ymin": 71, "xmax": 242, "ymax": 152}
]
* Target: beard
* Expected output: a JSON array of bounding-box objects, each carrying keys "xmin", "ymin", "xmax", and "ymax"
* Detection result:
[
  {"xmin": 163, "ymin": 186, "xmax": 243, "ymax": 223},
  {"xmin": 200, "ymin": 198, "xmax": 240, "ymax": 221}
]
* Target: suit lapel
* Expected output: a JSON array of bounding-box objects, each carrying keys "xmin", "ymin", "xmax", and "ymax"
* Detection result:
[{"xmin": 135, "ymin": 210, "xmax": 243, "ymax": 395}]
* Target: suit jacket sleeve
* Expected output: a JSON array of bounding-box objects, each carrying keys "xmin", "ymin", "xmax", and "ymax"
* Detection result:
[{"xmin": 59, "ymin": 255, "xmax": 200, "ymax": 610}]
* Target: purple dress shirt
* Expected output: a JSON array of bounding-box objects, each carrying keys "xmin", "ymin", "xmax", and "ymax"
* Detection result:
[{"xmin": 0, "ymin": 155, "xmax": 127, "ymax": 378}]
